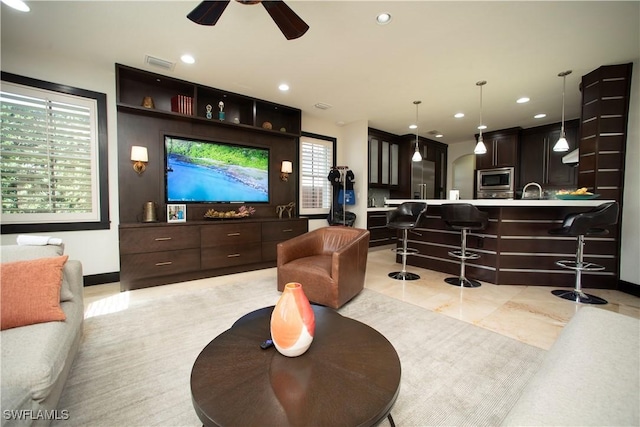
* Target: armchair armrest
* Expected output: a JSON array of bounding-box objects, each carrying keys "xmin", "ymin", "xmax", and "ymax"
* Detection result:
[{"xmin": 331, "ymin": 229, "xmax": 369, "ymax": 282}]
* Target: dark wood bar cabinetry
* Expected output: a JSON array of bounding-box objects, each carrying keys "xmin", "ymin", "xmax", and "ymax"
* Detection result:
[
  {"xmin": 119, "ymin": 218, "xmax": 308, "ymax": 291},
  {"xmin": 388, "ymin": 200, "xmax": 619, "ymax": 289},
  {"xmin": 366, "ymin": 210, "xmax": 396, "ymax": 247}
]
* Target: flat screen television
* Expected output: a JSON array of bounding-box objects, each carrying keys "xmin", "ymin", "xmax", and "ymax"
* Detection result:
[{"xmin": 164, "ymin": 135, "xmax": 270, "ymax": 203}]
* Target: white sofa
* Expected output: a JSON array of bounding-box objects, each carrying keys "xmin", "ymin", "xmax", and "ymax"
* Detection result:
[
  {"xmin": 502, "ymin": 306, "xmax": 639, "ymax": 426},
  {"xmin": 1, "ymin": 245, "xmax": 84, "ymax": 427}
]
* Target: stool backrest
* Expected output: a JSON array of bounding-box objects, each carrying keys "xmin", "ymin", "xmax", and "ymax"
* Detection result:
[
  {"xmin": 440, "ymin": 203, "xmax": 489, "ymax": 231},
  {"xmin": 386, "ymin": 202, "xmax": 427, "ymax": 227},
  {"xmin": 564, "ymin": 202, "xmax": 619, "ymax": 235}
]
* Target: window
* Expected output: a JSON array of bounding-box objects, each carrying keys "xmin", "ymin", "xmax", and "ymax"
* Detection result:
[
  {"xmin": 299, "ymin": 132, "xmax": 336, "ymax": 217},
  {"xmin": 1, "ymin": 72, "xmax": 109, "ymax": 233}
]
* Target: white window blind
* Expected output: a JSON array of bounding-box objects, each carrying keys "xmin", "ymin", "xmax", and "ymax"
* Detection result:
[
  {"xmin": 300, "ymin": 136, "xmax": 333, "ymax": 215},
  {"xmin": 1, "ymin": 81, "xmax": 99, "ymax": 224}
]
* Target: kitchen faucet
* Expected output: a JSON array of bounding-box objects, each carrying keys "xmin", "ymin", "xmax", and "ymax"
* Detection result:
[{"xmin": 522, "ymin": 182, "xmax": 543, "ymax": 200}]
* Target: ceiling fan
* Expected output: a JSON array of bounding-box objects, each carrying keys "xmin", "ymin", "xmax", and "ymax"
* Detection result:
[{"xmin": 187, "ymin": 0, "xmax": 309, "ymax": 40}]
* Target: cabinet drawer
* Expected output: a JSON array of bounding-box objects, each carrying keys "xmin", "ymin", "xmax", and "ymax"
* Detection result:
[
  {"xmin": 201, "ymin": 244, "xmax": 262, "ymax": 269},
  {"xmin": 367, "ymin": 213, "xmax": 389, "ymax": 228},
  {"xmin": 120, "ymin": 248, "xmax": 200, "ymax": 279},
  {"xmin": 201, "ymin": 223, "xmax": 261, "ymax": 247},
  {"xmin": 120, "ymin": 226, "xmax": 199, "ymax": 254},
  {"xmin": 261, "ymin": 220, "xmax": 308, "ymax": 242}
]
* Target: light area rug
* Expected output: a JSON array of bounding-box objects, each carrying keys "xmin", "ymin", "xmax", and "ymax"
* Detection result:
[{"xmin": 54, "ymin": 276, "xmax": 545, "ymax": 427}]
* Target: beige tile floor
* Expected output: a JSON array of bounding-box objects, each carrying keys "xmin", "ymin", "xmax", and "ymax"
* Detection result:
[{"xmin": 84, "ymin": 246, "xmax": 640, "ymax": 351}]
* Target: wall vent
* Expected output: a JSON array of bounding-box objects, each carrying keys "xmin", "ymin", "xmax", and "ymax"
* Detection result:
[{"xmin": 144, "ymin": 55, "xmax": 175, "ymax": 71}]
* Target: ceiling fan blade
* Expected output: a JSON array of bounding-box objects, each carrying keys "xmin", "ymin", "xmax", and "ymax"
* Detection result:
[
  {"xmin": 187, "ymin": 0, "xmax": 231, "ymax": 26},
  {"xmin": 261, "ymin": 1, "xmax": 309, "ymax": 40}
]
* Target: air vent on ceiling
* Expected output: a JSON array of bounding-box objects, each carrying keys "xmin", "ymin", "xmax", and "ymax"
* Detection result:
[
  {"xmin": 314, "ymin": 102, "xmax": 333, "ymax": 110},
  {"xmin": 144, "ymin": 55, "xmax": 175, "ymax": 71}
]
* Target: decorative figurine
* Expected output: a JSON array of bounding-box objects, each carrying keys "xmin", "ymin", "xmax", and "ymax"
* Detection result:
[
  {"xmin": 141, "ymin": 96, "xmax": 155, "ymax": 109},
  {"xmin": 262, "ymin": 121, "xmax": 272, "ymax": 130},
  {"xmin": 205, "ymin": 104, "xmax": 213, "ymax": 119},
  {"xmin": 218, "ymin": 101, "xmax": 225, "ymax": 121}
]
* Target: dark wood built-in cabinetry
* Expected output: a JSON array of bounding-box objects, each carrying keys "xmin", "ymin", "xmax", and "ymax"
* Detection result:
[
  {"xmin": 475, "ymin": 127, "xmax": 521, "ymax": 170},
  {"xmin": 519, "ymin": 119, "xmax": 579, "ymax": 190},
  {"xmin": 115, "ymin": 63, "xmax": 302, "ymax": 224},
  {"xmin": 116, "ymin": 64, "xmax": 307, "ymax": 290},
  {"xmin": 119, "ymin": 218, "xmax": 308, "ymax": 291}
]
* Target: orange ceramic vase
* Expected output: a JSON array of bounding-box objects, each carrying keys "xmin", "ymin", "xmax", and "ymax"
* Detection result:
[{"xmin": 270, "ymin": 282, "xmax": 316, "ymax": 357}]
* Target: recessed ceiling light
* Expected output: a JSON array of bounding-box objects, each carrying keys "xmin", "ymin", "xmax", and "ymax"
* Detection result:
[
  {"xmin": 278, "ymin": 83, "xmax": 290, "ymax": 91},
  {"xmin": 1, "ymin": 0, "xmax": 30, "ymax": 12},
  {"xmin": 454, "ymin": 113, "xmax": 465, "ymax": 118},
  {"xmin": 516, "ymin": 97, "xmax": 530, "ymax": 104},
  {"xmin": 435, "ymin": 134, "xmax": 443, "ymax": 138},
  {"xmin": 409, "ymin": 124, "xmax": 417, "ymax": 130},
  {"xmin": 534, "ymin": 113, "xmax": 547, "ymax": 119},
  {"xmin": 478, "ymin": 125, "xmax": 487, "ymax": 130},
  {"xmin": 376, "ymin": 13, "xmax": 392, "ymax": 25},
  {"xmin": 180, "ymin": 54, "xmax": 195, "ymax": 64}
]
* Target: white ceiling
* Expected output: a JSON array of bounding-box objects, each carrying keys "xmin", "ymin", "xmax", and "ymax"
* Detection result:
[{"xmin": 1, "ymin": 1, "xmax": 639, "ymax": 144}]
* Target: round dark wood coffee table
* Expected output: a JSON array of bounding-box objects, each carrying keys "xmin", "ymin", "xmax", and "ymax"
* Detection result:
[{"xmin": 191, "ymin": 305, "xmax": 401, "ymax": 427}]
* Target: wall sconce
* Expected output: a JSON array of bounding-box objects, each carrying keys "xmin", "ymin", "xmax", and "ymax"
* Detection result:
[
  {"xmin": 131, "ymin": 146, "xmax": 148, "ymax": 175},
  {"xmin": 280, "ymin": 161, "xmax": 293, "ymax": 181}
]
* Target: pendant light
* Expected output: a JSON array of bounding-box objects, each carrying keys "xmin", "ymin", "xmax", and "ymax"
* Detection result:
[
  {"xmin": 553, "ymin": 70, "xmax": 572, "ymax": 152},
  {"xmin": 412, "ymin": 100, "xmax": 422, "ymax": 162},
  {"xmin": 474, "ymin": 81, "xmax": 487, "ymax": 155}
]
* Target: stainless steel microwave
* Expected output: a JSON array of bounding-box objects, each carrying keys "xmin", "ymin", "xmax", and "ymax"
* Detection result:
[{"xmin": 477, "ymin": 167, "xmax": 514, "ymax": 198}]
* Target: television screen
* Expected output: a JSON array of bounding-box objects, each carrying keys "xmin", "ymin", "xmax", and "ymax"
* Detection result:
[{"xmin": 165, "ymin": 135, "xmax": 269, "ymax": 203}]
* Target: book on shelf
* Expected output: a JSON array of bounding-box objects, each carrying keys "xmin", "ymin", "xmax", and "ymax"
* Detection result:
[{"xmin": 171, "ymin": 95, "xmax": 193, "ymax": 115}]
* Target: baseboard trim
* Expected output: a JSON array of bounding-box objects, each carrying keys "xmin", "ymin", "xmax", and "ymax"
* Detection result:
[
  {"xmin": 619, "ymin": 280, "xmax": 640, "ymax": 298},
  {"xmin": 84, "ymin": 272, "xmax": 119, "ymax": 286}
]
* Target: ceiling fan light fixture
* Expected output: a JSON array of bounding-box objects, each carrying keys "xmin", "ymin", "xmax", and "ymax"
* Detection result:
[{"xmin": 553, "ymin": 70, "xmax": 572, "ymax": 152}]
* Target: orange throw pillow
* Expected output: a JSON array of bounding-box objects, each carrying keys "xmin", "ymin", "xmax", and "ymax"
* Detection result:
[{"xmin": 1, "ymin": 255, "xmax": 68, "ymax": 330}]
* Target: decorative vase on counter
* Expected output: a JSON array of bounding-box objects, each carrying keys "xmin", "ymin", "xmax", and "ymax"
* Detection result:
[{"xmin": 270, "ymin": 282, "xmax": 315, "ymax": 357}]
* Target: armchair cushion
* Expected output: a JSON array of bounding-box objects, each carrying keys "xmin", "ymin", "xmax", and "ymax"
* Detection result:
[{"xmin": 277, "ymin": 226, "xmax": 370, "ymax": 309}]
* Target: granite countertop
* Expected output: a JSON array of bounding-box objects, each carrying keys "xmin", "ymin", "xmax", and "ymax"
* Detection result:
[{"xmin": 384, "ymin": 199, "xmax": 614, "ymax": 207}]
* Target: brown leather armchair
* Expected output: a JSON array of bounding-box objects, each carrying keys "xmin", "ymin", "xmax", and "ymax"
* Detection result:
[{"xmin": 277, "ymin": 226, "xmax": 370, "ymax": 309}]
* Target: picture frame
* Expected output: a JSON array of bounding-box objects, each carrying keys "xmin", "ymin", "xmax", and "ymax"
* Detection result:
[{"xmin": 167, "ymin": 204, "xmax": 186, "ymax": 223}]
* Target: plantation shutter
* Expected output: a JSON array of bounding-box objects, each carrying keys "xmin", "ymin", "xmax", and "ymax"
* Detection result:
[
  {"xmin": 1, "ymin": 81, "xmax": 99, "ymax": 224},
  {"xmin": 300, "ymin": 136, "xmax": 333, "ymax": 215}
]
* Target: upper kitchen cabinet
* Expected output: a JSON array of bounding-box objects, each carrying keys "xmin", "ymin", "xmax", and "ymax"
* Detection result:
[
  {"xmin": 519, "ymin": 120, "xmax": 579, "ymax": 189},
  {"xmin": 475, "ymin": 127, "xmax": 521, "ymax": 170},
  {"xmin": 368, "ymin": 128, "xmax": 400, "ymax": 188}
]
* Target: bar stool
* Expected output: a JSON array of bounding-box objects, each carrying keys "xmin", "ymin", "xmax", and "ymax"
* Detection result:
[
  {"xmin": 549, "ymin": 201, "xmax": 619, "ymax": 304},
  {"xmin": 440, "ymin": 203, "xmax": 489, "ymax": 288},
  {"xmin": 386, "ymin": 202, "xmax": 427, "ymax": 280}
]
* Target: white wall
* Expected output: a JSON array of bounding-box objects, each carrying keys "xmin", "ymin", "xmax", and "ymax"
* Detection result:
[
  {"xmin": 620, "ymin": 60, "xmax": 640, "ymax": 287},
  {"xmin": 0, "ymin": 52, "xmax": 121, "ymax": 276},
  {"xmin": 446, "ymin": 140, "xmax": 476, "ymax": 198}
]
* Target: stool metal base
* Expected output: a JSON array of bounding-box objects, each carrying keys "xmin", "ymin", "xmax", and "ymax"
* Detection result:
[
  {"xmin": 389, "ymin": 271, "xmax": 420, "ymax": 281},
  {"xmin": 551, "ymin": 289, "xmax": 608, "ymax": 305},
  {"xmin": 445, "ymin": 277, "xmax": 481, "ymax": 288}
]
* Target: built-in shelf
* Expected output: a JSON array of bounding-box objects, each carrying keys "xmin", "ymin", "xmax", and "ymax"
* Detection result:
[{"xmin": 116, "ymin": 63, "xmax": 301, "ymax": 137}]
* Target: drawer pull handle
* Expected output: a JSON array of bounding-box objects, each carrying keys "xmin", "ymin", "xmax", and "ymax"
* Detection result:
[
  {"xmin": 155, "ymin": 237, "xmax": 172, "ymax": 241},
  {"xmin": 282, "ymin": 229, "xmax": 293, "ymax": 232},
  {"xmin": 227, "ymin": 232, "xmax": 241, "ymax": 237},
  {"xmin": 155, "ymin": 261, "xmax": 173, "ymax": 266},
  {"xmin": 227, "ymin": 254, "xmax": 240, "ymax": 258}
]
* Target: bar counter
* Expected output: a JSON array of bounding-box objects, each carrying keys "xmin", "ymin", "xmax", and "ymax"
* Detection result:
[{"xmin": 383, "ymin": 198, "xmax": 618, "ymax": 288}]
